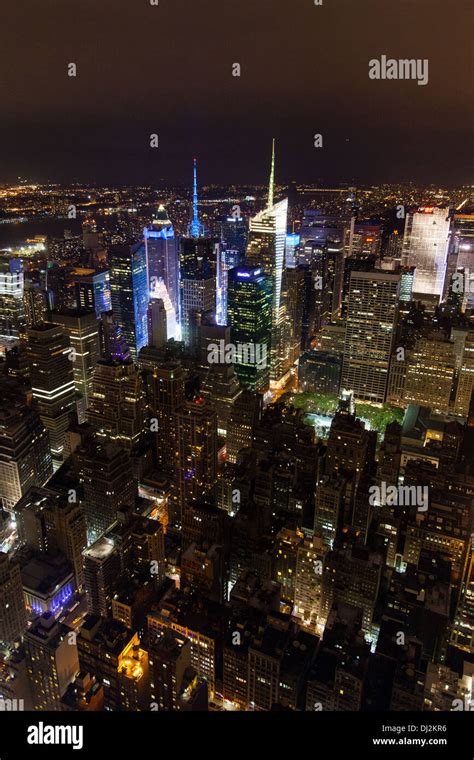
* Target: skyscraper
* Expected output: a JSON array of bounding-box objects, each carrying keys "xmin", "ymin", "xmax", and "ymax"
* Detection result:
[
  {"xmin": 402, "ymin": 206, "xmax": 450, "ymax": 299},
  {"xmin": 189, "ymin": 158, "xmax": 204, "ymax": 238},
  {"xmin": 246, "ymin": 144, "xmax": 289, "ymax": 385},
  {"xmin": 26, "ymin": 322, "xmax": 77, "ymax": 468},
  {"xmin": 15, "ymin": 485, "xmax": 87, "ymax": 590},
  {"xmin": 74, "ymin": 441, "xmax": 136, "ymax": 544},
  {"xmin": 144, "ymin": 204, "xmax": 179, "ymax": 319},
  {"xmin": 179, "ymin": 237, "xmax": 217, "ymax": 349},
  {"xmin": 0, "ymin": 256, "xmax": 26, "ymax": 345},
  {"xmin": 110, "ymin": 242, "xmax": 149, "ymax": 360},
  {"xmin": 52, "ymin": 309, "xmax": 100, "ymax": 423},
  {"xmin": 174, "ymin": 398, "xmax": 218, "ymax": 529},
  {"xmin": 73, "ymin": 267, "xmax": 111, "ymax": 318},
  {"xmin": 86, "ymin": 359, "xmax": 145, "ymax": 450},
  {"xmin": 227, "ymin": 266, "xmax": 272, "ymax": 392},
  {"xmin": 0, "ymin": 402, "xmax": 53, "ymax": 511},
  {"xmin": 0, "ymin": 553, "xmax": 27, "ymax": 648},
  {"xmin": 341, "ymin": 270, "xmax": 400, "ymax": 403},
  {"xmin": 200, "ymin": 321, "xmax": 242, "ymax": 437},
  {"xmin": 24, "ymin": 613, "xmax": 79, "ymax": 710}
]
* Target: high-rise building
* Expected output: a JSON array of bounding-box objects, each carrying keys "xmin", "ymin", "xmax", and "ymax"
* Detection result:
[
  {"xmin": 74, "ymin": 441, "xmax": 136, "ymax": 543},
  {"xmin": 455, "ymin": 331, "xmax": 474, "ymax": 417},
  {"xmin": 110, "ymin": 242, "xmax": 149, "ymax": 360},
  {"xmin": 83, "ymin": 534, "xmax": 122, "ymax": 617},
  {"xmin": 404, "ymin": 333, "xmax": 456, "ymax": 413},
  {"xmin": 282, "ymin": 265, "xmax": 305, "ymax": 364},
  {"xmin": 100, "ymin": 311, "xmax": 131, "ymax": 361},
  {"xmin": 73, "ymin": 267, "xmax": 111, "ymax": 318},
  {"xmin": 24, "ymin": 613, "xmax": 79, "ymax": 710},
  {"xmin": 247, "ymin": 197, "xmax": 289, "ymax": 383},
  {"xmin": 23, "ymin": 281, "xmax": 48, "ymax": 328},
  {"xmin": 0, "ymin": 553, "xmax": 27, "ymax": 647},
  {"xmin": 226, "ymin": 389, "xmax": 262, "ymax": 464},
  {"xmin": 0, "ymin": 256, "xmax": 26, "ymax": 344},
  {"xmin": 200, "ymin": 321, "xmax": 241, "ymax": 437},
  {"xmin": 179, "ymin": 237, "xmax": 217, "ymax": 349},
  {"xmin": 314, "ymin": 475, "xmax": 347, "ymax": 550},
  {"xmin": 320, "ymin": 546, "xmax": 383, "ymax": 634},
  {"xmin": 147, "ymin": 298, "xmax": 167, "ymax": 348},
  {"xmin": 149, "ymin": 629, "xmax": 192, "ymax": 710},
  {"xmin": 294, "ymin": 534, "xmax": 327, "ymax": 632},
  {"xmin": 86, "ymin": 359, "xmax": 145, "ymax": 450},
  {"xmin": 26, "ymin": 322, "xmax": 77, "ymax": 468},
  {"xmin": 174, "ymin": 398, "xmax": 218, "ymax": 528},
  {"xmin": 52, "ymin": 309, "xmax": 100, "ymax": 423},
  {"xmin": 217, "ymin": 245, "xmax": 244, "ymax": 326},
  {"xmin": 0, "ymin": 402, "xmax": 53, "ymax": 511},
  {"xmin": 148, "ymin": 362, "xmax": 185, "ymax": 475},
  {"xmin": 402, "ymin": 206, "xmax": 450, "ymax": 299},
  {"xmin": 144, "ymin": 204, "xmax": 179, "ymax": 319},
  {"xmin": 227, "ymin": 266, "xmax": 272, "ymax": 392},
  {"xmin": 341, "ymin": 271, "xmax": 400, "ymax": 403},
  {"xmin": 15, "ymin": 485, "xmax": 87, "ymax": 589}
]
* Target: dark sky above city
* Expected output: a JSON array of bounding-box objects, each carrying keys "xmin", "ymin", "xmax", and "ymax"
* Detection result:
[{"xmin": 1, "ymin": 0, "xmax": 472, "ymax": 187}]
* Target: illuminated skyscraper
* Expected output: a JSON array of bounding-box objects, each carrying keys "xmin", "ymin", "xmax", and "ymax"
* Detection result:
[
  {"xmin": 247, "ymin": 198, "xmax": 288, "ymax": 325},
  {"xmin": 179, "ymin": 237, "xmax": 217, "ymax": 349},
  {"xmin": 86, "ymin": 359, "xmax": 145, "ymax": 450},
  {"xmin": 74, "ymin": 441, "xmax": 136, "ymax": 544},
  {"xmin": 73, "ymin": 267, "xmax": 111, "ymax": 318},
  {"xmin": 448, "ymin": 209, "xmax": 474, "ymax": 309},
  {"xmin": 0, "ymin": 256, "xmax": 26, "ymax": 344},
  {"xmin": 246, "ymin": 143, "xmax": 289, "ymax": 384},
  {"xmin": 24, "ymin": 613, "xmax": 79, "ymax": 710},
  {"xmin": 110, "ymin": 242, "xmax": 149, "ymax": 360},
  {"xmin": 144, "ymin": 204, "xmax": 179, "ymax": 319},
  {"xmin": 455, "ymin": 331, "xmax": 474, "ymax": 417},
  {"xmin": 52, "ymin": 309, "xmax": 100, "ymax": 423},
  {"xmin": 100, "ymin": 311, "xmax": 131, "ymax": 362},
  {"xmin": 189, "ymin": 158, "xmax": 204, "ymax": 238},
  {"xmin": 402, "ymin": 206, "xmax": 450, "ymax": 299},
  {"xmin": 404, "ymin": 333, "xmax": 456, "ymax": 413},
  {"xmin": 227, "ymin": 266, "xmax": 272, "ymax": 392},
  {"xmin": 0, "ymin": 402, "xmax": 53, "ymax": 511},
  {"xmin": 341, "ymin": 270, "xmax": 400, "ymax": 403},
  {"xmin": 26, "ymin": 323, "xmax": 76, "ymax": 468}
]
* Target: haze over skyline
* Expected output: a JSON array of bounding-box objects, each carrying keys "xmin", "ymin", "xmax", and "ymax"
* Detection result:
[{"xmin": 1, "ymin": 0, "xmax": 472, "ymax": 186}]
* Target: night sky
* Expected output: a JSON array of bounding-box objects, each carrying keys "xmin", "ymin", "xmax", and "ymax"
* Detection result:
[{"xmin": 1, "ymin": 0, "xmax": 472, "ymax": 186}]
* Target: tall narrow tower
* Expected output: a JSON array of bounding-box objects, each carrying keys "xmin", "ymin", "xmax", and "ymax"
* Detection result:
[
  {"xmin": 268, "ymin": 138, "xmax": 275, "ymax": 210},
  {"xmin": 190, "ymin": 158, "xmax": 203, "ymax": 238}
]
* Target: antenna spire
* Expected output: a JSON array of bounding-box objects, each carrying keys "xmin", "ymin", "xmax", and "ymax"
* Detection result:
[
  {"xmin": 268, "ymin": 138, "xmax": 275, "ymax": 209},
  {"xmin": 191, "ymin": 157, "xmax": 201, "ymax": 237}
]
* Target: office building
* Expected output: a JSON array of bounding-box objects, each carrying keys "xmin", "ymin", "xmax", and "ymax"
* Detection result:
[
  {"xmin": 341, "ymin": 271, "xmax": 400, "ymax": 403},
  {"xmin": 26, "ymin": 322, "xmax": 77, "ymax": 468},
  {"xmin": 110, "ymin": 242, "xmax": 149, "ymax": 360}
]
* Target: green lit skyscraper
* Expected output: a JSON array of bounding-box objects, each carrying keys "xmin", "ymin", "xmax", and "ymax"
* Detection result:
[{"xmin": 227, "ymin": 266, "xmax": 272, "ymax": 392}]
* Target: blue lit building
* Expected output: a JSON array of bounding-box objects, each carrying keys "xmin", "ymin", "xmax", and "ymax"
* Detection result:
[
  {"xmin": 22, "ymin": 554, "xmax": 75, "ymax": 618},
  {"xmin": 74, "ymin": 267, "xmax": 112, "ymax": 319},
  {"xmin": 110, "ymin": 242, "xmax": 149, "ymax": 360},
  {"xmin": 144, "ymin": 204, "xmax": 179, "ymax": 320}
]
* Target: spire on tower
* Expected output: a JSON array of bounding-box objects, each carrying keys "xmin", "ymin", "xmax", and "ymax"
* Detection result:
[
  {"xmin": 190, "ymin": 157, "xmax": 202, "ymax": 237},
  {"xmin": 268, "ymin": 138, "xmax": 275, "ymax": 209}
]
